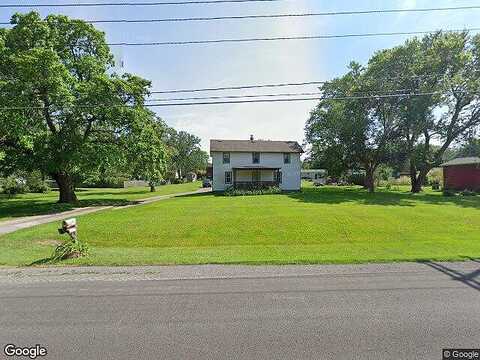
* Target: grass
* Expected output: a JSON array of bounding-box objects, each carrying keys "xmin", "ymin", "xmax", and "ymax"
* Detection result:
[
  {"xmin": 0, "ymin": 181, "xmax": 202, "ymax": 222},
  {"xmin": 0, "ymin": 182, "xmax": 479, "ymax": 266}
]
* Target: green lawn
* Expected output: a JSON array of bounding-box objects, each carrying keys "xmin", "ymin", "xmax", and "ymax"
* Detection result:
[
  {"xmin": 0, "ymin": 181, "xmax": 202, "ymax": 222},
  {"xmin": 1, "ymin": 183, "xmax": 479, "ymax": 266}
]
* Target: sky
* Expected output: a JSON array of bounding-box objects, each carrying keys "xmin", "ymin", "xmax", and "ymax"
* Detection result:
[{"xmin": 1, "ymin": 0, "xmax": 479, "ymax": 151}]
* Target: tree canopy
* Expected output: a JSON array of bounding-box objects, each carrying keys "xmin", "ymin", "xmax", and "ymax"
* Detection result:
[
  {"xmin": 0, "ymin": 12, "xmax": 167, "ymax": 202},
  {"xmin": 305, "ymin": 31, "xmax": 480, "ymax": 192},
  {"xmin": 163, "ymin": 128, "xmax": 209, "ymax": 180}
]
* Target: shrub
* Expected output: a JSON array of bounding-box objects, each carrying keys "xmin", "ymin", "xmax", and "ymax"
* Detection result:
[
  {"xmin": 347, "ymin": 173, "xmax": 365, "ymax": 186},
  {"xmin": 460, "ymin": 189, "xmax": 477, "ymax": 197},
  {"xmin": 427, "ymin": 168, "xmax": 443, "ymax": 187},
  {"xmin": 442, "ymin": 189, "xmax": 456, "ymax": 197},
  {"xmin": 224, "ymin": 186, "xmax": 282, "ymax": 196},
  {"xmin": 25, "ymin": 171, "xmax": 50, "ymax": 193},
  {"xmin": 51, "ymin": 238, "xmax": 89, "ymax": 261},
  {"xmin": 1, "ymin": 176, "xmax": 28, "ymax": 195}
]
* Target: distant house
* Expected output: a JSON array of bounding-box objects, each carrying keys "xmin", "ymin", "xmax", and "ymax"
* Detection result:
[
  {"xmin": 210, "ymin": 136, "xmax": 303, "ymax": 191},
  {"xmin": 440, "ymin": 157, "xmax": 480, "ymax": 191}
]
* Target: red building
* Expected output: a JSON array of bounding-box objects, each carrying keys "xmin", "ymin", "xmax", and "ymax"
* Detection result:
[{"xmin": 441, "ymin": 157, "xmax": 480, "ymax": 191}]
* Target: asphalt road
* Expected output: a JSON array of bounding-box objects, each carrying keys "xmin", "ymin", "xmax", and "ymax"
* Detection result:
[{"xmin": 0, "ymin": 262, "xmax": 479, "ymax": 360}]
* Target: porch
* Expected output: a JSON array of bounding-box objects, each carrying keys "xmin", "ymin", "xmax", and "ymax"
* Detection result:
[{"xmin": 232, "ymin": 166, "xmax": 281, "ymax": 190}]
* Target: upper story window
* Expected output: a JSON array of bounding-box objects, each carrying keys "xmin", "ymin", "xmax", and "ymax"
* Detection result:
[
  {"xmin": 283, "ymin": 153, "xmax": 291, "ymax": 164},
  {"xmin": 223, "ymin": 152, "xmax": 230, "ymax": 164},
  {"xmin": 252, "ymin": 152, "xmax": 260, "ymax": 164}
]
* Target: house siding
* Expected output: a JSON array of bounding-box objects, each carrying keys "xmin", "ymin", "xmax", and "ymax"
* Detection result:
[
  {"xmin": 443, "ymin": 164, "xmax": 480, "ymax": 191},
  {"xmin": 211, "ymin": 152, "xmax": 301, "ymax": 191}
]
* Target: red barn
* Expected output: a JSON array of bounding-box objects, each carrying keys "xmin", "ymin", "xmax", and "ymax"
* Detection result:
[{"xmin": 440, "ymin": 157, "xmax": 480, "ymax": 191}]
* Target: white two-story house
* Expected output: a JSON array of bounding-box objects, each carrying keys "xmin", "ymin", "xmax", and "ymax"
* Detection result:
[{"xmin": 210, "ymin": 136, "xmax": 303, "ymax": 191}]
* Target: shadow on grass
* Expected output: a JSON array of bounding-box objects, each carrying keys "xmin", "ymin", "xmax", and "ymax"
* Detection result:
[
  {"xmin": 0, "ymin": 198, "xmax": 140, "ymax": 221},
  {"xmin": 287, "ymin": 186, "xmax": 480, "ymax": 209},
  {"xmin": 29, "ymin": 256, "xmax": 55, "ymax": 266},
  {"xmin": 175, "ymin": 186, "xmax": 480, "ymax": 209}
]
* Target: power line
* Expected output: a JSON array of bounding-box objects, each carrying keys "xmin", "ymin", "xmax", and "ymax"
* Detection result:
[
  {"xmin": 0, "ymin": 90, "xmax": 472, "ymax": 110},
  {"xmin": 147, "ymin": 87, "xmax": 439, "ymax": 102},
  {"xmin": 142, "ymin": 72, "xmax": 480, "ymax": 94},
  {"xmin": 0, "ymin": 0, "xmax": 279, "ymax": 8},
  {"xmin": 3, "ymin": 5, "xmax": 478, "ymax": 25},
  {"xmin": 1, "ymin": 71, "xmax": 475, "ymax": 96},
  {"xmin": 148, "ymin": 81, "xmax": 327, "ymax": 94},
  {"xmin": 107, "ymin": 28, "xmax": 480, "ymax": 46},
  {"xmin": 147, "ymin": 91, "xmax": 323, "ymax": 101}
]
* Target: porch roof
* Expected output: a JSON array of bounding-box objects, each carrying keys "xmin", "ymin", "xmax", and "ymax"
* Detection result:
[{"xmin": 232, "ymin": 166, "xmax": 281, "ymax": 170}]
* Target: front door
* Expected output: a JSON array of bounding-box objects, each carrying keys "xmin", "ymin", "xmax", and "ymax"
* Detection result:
[{"xmin": 252, "ymin": 170, "xmax": 261, "ymax": 183}]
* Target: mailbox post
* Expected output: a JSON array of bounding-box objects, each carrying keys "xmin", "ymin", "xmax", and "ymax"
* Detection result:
[{"xmin": 58, "ymin": 218, "xmax": 77, "ymax": 241}]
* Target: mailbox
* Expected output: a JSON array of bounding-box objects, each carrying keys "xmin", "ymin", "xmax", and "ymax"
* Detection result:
[{"xmin": 58, "ymin": 218, "xmax": 77, "ymax": 239}]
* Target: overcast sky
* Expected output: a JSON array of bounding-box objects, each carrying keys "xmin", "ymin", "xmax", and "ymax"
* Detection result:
[{"xmin": 2, "ymin": 0, "xmax": 479, "ymax": 150}]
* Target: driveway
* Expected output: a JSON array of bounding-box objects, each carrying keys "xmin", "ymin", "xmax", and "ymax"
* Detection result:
[
  {"xmin": 0, "ymin": 187, "xmax": 211, "ymax": 235},
  {"xmin": 1, "ymin": 261, "xmax": 478, "ymax": 359}
]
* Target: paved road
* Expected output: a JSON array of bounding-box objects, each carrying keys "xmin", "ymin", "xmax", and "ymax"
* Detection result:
[
  {"xmin": 0, "ymin": 188, "xmax": 210, "ymax": 235},
  {"xmin": 0, "ymin": 262, "xmax": 479, "ymax": 360}
]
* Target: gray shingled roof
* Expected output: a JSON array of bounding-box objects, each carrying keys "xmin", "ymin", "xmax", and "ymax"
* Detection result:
[
  {"xmin": 440, "ymin": 157, "xmax": 480, "ymax": 167},
  {"xmin": 210, "ymin": 139, "xmax": 304, "ymax": 153}
]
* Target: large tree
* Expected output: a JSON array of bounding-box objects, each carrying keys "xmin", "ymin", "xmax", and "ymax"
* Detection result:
[
  {"xmin": 366, "ymin": 31, "xmax": 480, "ymax": 192},
  {"xmin": 0, "ymin": 12, "xmax": 167, "ymax": 202},
  {"xmin": 305, "ymin": 63, "xmax": 400, "ymax": 192},
  {"xmin": 163, "ymin": 128, "xmax": 208, "ymax": 179},
  {"xmin": 456, "ymin": 137, "xmax": 480, "ymax": 157}
]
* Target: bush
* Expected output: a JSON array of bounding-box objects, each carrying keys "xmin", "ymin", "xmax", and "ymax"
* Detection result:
[
  {"xmin": 460, "ymin": 189, "xmax": 477, "ymax": 197},
  {"xmin": 431, "ymin": 181, "xmax": 440, "ymax": 190},
  {"xmin": 224, "ymin": 186, "xmax": 282, "ymax": 196},
  {"xmin": 25, "ymin": 171, "xmax": 50, "ymax": 193},
  {"xmin": 442, "ymin": 189, "xmax": 456, "ymax": 197},
  {"xmin": 427, "ymin": 168, "xmax": 443, "ymax": 187},
  {"xmin": 1, "ymin": 176, "xmax": 28, "ymax": 195},
  {"xmin": 347, "ymin": 173, "xmax": 365, "ymax": 186},
  {"xmin": 51, "ymin": 238, "xmax": 89, "ymax": 261}
]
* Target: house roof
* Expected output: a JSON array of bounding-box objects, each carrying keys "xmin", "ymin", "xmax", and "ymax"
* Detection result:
[
  {"xmin": 440, "ymin": 157, "xmax": 480, "ymax": 167},
  {"xmin": 210, "ymin": 139, "xmax": 304, "ymax": 153}
]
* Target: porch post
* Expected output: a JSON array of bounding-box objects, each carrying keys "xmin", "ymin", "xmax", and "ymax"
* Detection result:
[{"xmin": 233, "ymin": 168, "xmax": 236, "ymax": 189}]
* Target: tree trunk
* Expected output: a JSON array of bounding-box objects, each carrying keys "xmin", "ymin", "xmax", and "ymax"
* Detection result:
[
  {"xmin": 365, "ymin": 168, "xmax": 375, "ymax": 193},
  {"xmin": 411, "ymin": 169, "xmax": 428, "ymax": 193},
  {"xmin": 53, "ymin": 173, "xmax": 77, "ymax": 203},
  {"xmin": 149, "ymin": 182, "xmax": 156, "ymax": 192}
]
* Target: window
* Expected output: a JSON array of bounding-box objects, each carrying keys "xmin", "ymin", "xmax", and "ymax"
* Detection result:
[
  {"xmin": 223, "ymin": 152, "xmax": 230, "ymax": 164},
  {"xmin": 252, "ymin": 152, "xmax": 260, "ymax": 164},
  {"xmin": 283, "ymin": 153, "xmax": 291, "ymax": 164},
  {"xmin": 252, "ymin": 170, "xmax": 260, "ymax": 182},
  {"xmin": 225, "ymin": 171, "xmax": 232, "ymax": 184}
]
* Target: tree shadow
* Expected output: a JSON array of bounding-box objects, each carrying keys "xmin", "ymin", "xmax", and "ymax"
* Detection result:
[
  {"xmin": 419, "ymin": 260, "xmax": 480, "ymax": 291},
  {"xmin": 286, "ymin": 186, "xmax": 480, "ymax": 209},
  {"xmin": 0, "ymin": 198, "xmax": 139, "ymax": 221},
  {"xmin": 28, "ymin": 256, "xmax": 55, "ymax": 266}
]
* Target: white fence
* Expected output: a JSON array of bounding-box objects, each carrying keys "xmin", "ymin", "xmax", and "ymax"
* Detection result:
[{"xmin": 123, "ymin": 180, "xmax": 149, "ymax": 188}]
